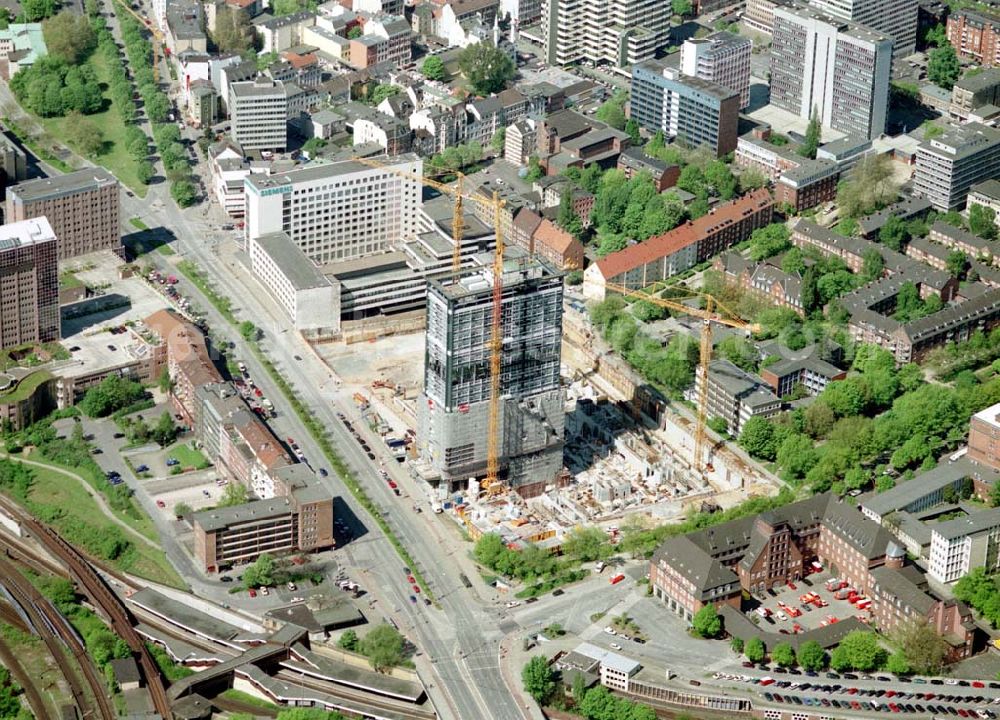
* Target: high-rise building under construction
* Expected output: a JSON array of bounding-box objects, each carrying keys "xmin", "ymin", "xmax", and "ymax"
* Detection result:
[{"xmin": 417, "ymin": 251, "xmax": 565, "ymax": 498}]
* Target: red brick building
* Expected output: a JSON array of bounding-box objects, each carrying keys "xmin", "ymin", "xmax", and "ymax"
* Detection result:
[
  {"xmin": 948, "ymin": 9, "xmax": 1000, "ymax": 68},
  {"xmin": 145, "ymin": 309, "xmax": 222, "ymax": 425}
]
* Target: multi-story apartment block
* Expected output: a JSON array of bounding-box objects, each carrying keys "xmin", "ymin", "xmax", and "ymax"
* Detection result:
[
  {"xmin": 502, "ymin": 0, "xmax": 542, "ymax": 25},
  {"xmin": 348, "ymin": 15, "xmax": 412, "ymax": 69},
  {"xmin": 947, "ymin": 8, "xmax": 1000, "ymax": 68},
  {"xmin": 680, "ymin": 31, "xmax": 752, "ymax": 109},
  {"xmin": 244, "ymin": 155, "xmax": 422, "ymax": 264},
  {"xmin": 770, "ymin": 3, "xmax": 893, "ymax": 140},
  {"xmin": 745, "ymin": 0, "xmax": 780, "ymax": 35},
  {"xmin": 950, "ymin": 68, "xmax": 1000, "ymax": 122},
  {"xmin": 616, "ymin": 147, "xmax": 679, "ymax": 192},
  {"xmin": 0, "ymin": 218, "xmax": 58, "ymax": 350},
  {"xmin": 808, "ymin": 0, "xmax": 917, "ymax": 60},
  {"xmin": 145, "ymin": 308, "xmax": 223, "ymax": 424},
  {"xmin": 696, "ymin": 359, "xmax": 782, "ymax": 434},
  {"xmin": 736, "ymin": 129, "xmax": 841, "ymax": 211},
  {"xmin": 229, "ymin": 77, "xmax": 288, "ymax": 152},
  {"xmin": 505, "ymin": 119, "xmax": 537, "ymax": 166},
  {"xmin": 543, "ymin": 0, "xmax": 671, "ymax": 68},
  {"xmin": 6, "ymin": 169, "xmax": 120, "ymax": 260},
  {"xmin": 416, "ymin": 253, "xmax": 565, "ymax": 497},
  {"xmin": 630, "ymin": 61, "xmax": 740, "ymax": 157},
  {"xmin": 758, "ymin": 349, "xmax": 847, "ymax": 397},
  {"xmin": 583, "ymin": 189, "xmax": 774, "ymax": 300},
  {"xmin": 913, "ymin": 123, "xmax": 1000, "ymax": 210},
  {"xmin": 969, "ymin": 401, "xmax": 1000, "ymax": 472},
  {"xmin": 928, "ymin": 509, "xmax": 1000, "ymax": 583}
]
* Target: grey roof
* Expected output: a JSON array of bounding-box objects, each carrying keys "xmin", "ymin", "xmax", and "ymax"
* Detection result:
[
  {"xmin": 857, "ymin": 196, "xmax": 932, "ymax": 236},
  {"xmin": 165, "ymin": 0, "xmax": 205, "ymax": 41},
  {"xmin": 823, "ymin": 496, "xmax": 896, "ymax": 560},
  {"xmin": 618, "ymin": 146, "xmax": 673, "ymax": 174},
  {"xmin": 231, "ymin": 78, "xmax": 285, "ymax": 98},
  {"xmin": 861, "ymin": 457, "xmax": 1000, "ymax": 517},
  {"xmin": 817, "ymin": 134, "xmax": 872, "ymax": 158},
  {"xmin": 192, "ymin": 497, "xmax": 297, "ymax": 532},
  {"xmin": 954, "ymin": 67, "xmax": 1000, "ymax": 94},
  {"xmin": 571, "ymin": 643, "xmax": 641, "ymax": 675},
  {"xmin": 929, "ymin": 219, "xmax": 999, "ymax": 254},
  {"xmin": 245, "ymin": 153, "xmax": 420, "ymax": 192},
  {"xmin": 907, "ymin": 234, "xmax": 951, "ymax": 262},
  {"xmin": 254, "ymin": 11, "xmax": 315, "ymax": 29},
  {"xmin": 652, "ymin": 535, "xmax": 738, "ymax": 597},
  {"xmin": 870, "ymin": 565, "xmax": 936, "ymax": 615},
  {"xmin": 9, "ymin": 167, "xmax": 117, "ymax": 202},
  {"xmin": 933, "ymin": 507, "xmax": 1000, "ymax": 540},
  {"xmin": 971, "ymin": 178, "xmax": 1000, "ymax": 202},
  {"xmin": 707, "ymin": 359, "xmax": 779, "ymax": 404},
  {"xmin": 918, "ymin": 123, "xmax": 1000, "ymax": 162},
  {"xmin": 903, "ymin": 286, "xmax": 1000, "ymax": 342},
  {"xmin": 109, "ymin": 657, "xmax": 141, "ymax": 685}
]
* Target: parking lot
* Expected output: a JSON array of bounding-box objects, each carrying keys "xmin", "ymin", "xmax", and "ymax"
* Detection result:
[
  {"xmin": 753, "ymin": 572, "xmax": 871, "ymax": 636},
  {"xmin": 145, "ymin": 474, "xmax": 227, "ymax": 517}
]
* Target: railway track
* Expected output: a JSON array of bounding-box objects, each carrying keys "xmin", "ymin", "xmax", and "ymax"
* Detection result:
[
  {"xmin": 0, "ymin": 552, "xmax": 113, "ymax": 720},
  {"xmin": 274, "ymin": 669, "xmax": 437, "ymax": 720},
  {"xmin": 0, "ymin": 618, "xmax": 51, "ymax": 719},
  {"xmin": 0, "ymin": 496, "xmax": 173, "ymax": 718}
]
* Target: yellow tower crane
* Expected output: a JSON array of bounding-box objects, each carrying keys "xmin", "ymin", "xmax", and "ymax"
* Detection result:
[
  {"xmin": 112, "ymin": 0, "xmax": 166, "ymax": 83},
  {"xmin": 351, "ymin": 155, "xmax": 509, "ymax": 494},
  {"xmin": 603, "ymin": 282, "xmax": 758, "ymax": 474}
]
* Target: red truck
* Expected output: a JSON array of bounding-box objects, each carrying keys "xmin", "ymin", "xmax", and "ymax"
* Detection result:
[{"xmin": 609, "ymin": 574, "xmax": 625, "ymax": 585}]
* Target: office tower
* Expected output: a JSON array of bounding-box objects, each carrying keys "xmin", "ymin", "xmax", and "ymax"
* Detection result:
[
  {"xmin": 680, "ymin": 31, "xmax": 753, "ymax": 109},
  {"xmin": 630, "ymin": 61, "xmax": 740, "ymax": 157},
  {"xmin": 229, "ymin": 77, "xmax": 288, "ymax": 152},
  {"xmin": 417, "ymin": 252, "xmax": 565, "ymax": 498},
  {"xmin": 5, "ymin": 168, "xmax": 120, "ymax": 259},
  {"xmin": 913, "ymin": 123, "xmax": 1000, "ymax": 211},
  {"xmin": 808, "ymin": 0, "xmax": 918, "ymax": 60},
  {"xmin": 947, "ymin": 8, "xmax": 1000, "ymax": 68},
  {"xmin": 543, "ymin": 0, "xmax": 671, "ymax": 68},
  {"xmin": 244, "ymin": 155, "xmax": 422, "ymax": 264},
  {"xmin": 770, "ymin": 3, "xmax": 893, "ymax": 140},
  {"xmin": 0, "ymin": 217, "xmax": 58, "ymax": 349}
]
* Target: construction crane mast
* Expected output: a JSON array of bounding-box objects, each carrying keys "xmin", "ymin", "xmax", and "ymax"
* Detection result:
[
  {"xmin": 112, "ymin": 0, "xmax": 166, "ymax": 83},
  {"xmin": 351, "ymin": 155, "xmax": 508, "ymax": 493},
  {"xmin": 604, "ymin": 282, "xmax": 757, "ymax": 474}
]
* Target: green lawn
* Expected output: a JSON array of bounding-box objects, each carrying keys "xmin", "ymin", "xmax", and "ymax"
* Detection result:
[
  {"xmin": 169, "ymin": 442, "xmax": 211, "ymax": 470},
  {"xmin": 129, "ymin": 217, "xmax": 148, "ymax": 231},
  {"xmin": 18, "ymin": 457, "xmax": 184, "ymax": 588},
  {"xmin": 38, "ymin": 50, "xmax": 147, "ymax": 196},
  {"xmin": 0, "ymin": 370, "xmax": 53, "ymax": 403}
]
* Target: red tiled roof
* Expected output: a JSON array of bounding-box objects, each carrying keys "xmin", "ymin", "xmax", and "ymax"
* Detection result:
[
  {"xmin": 595, "ymin": 188, "xmax": 773, "ymax": 280},
  {"xmin": 145, "ymin": 309, "xmax": 223, "ymax": 387},
  {"xmin": 283, "ymin": 51, "xmax": 318, "ymax": 69},
  {"xmin": 533, "ymin": 218, "xmax": 575, "ymax": 255}
]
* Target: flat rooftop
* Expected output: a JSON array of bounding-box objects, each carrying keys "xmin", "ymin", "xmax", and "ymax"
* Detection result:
[
  {"xmin": 9, "ymin": 168, "xmax": 117, "ymax": 202},
  {"xmin": 192, "ymin": 497, "xmax": 296, "ymax": 532},
  {"xmin": 253, "ymin": 232, "xmax": 332, "ymax": 291},
  {"xmin": 0, "ymin": 217, "xmax": 55, "ymax": 250},
  {"xmin": 129, "ymin": 588, "xmax": 246, "ymax": 643},
  {"xmin": 245, "ymin": 154, "xmax": 420, "ymax": 192}
]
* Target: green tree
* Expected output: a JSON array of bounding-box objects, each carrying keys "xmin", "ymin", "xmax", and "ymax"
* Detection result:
[
  {"xmin": 739, "ymin": 166, "xmax": 768, "ymax": 193},
  {"xmin": 338, "ymin": 629, "xmax": 360, "ymax": 651},
  {"xmin": 969, "ymin": 205, "xmax": 998, "ymax": 240},
  {"xmin": 276, "ymin": 710, "xmax": 346, "ymax": 720},
  {"xmin": 218, "ymin": 482, "xmax": 250, "ymax": 507},
  {"xmin": 458, "ymin": 42, "xmax": 515, "ymax": 95},
  {"xmin": 212, "ymin": 6, "xmax": 254, "ymax": 54},
  {"xmin": 369, "ymin": 83, "xmax": 401, "ymax": 105},
  {"xmin": 239, "ymin": 320, "xmax": 258, "ymax": 342},
  {"xmin": 242, "ymin": 553, "xmax": 275, "ymax": 588},
  {"xmin": 348, "ymin": 25, "xmax": 363, "ymax": 39},
  {"xmin": 421, "ymin": 55, "xmax": 446, "ymax": 81},
  {"xmin": 671, "ymin": 0, "xmax": 693, "ymax": 15},
  {"xmin": 173, "ymin": 502, "xmax": 192, "ymax": 518},
  {"xmin": 20, "ymin": 0, "xmax": 58, "ymax": 22},
  {"xmin": 625, "ymin": 118, "xmax": 641, "ymax": 145},
  {"xmin": 892, "ymin": 619, "xmax": 949, "ymax": 675},
  {"xmin": 562, "ymin": 526, "xmax": 611, "ymax": 561},
  {"xmin": 797, "ymin": 640, "xmax": 827, "ymax": 670},
  {"xmin": 799, "ymin": 108, "xmax": 821, "ymax": 159},
  {"xmin": 739, "ymin": 416, "xmax": 779, "ymax": 460},
  {"xmin": 691, "ymin": 604, "xmax": 722, "ymax": 638},
  {"xmin": 781, "ymin": 247, "xmax": 806, "ymax": 275},
  {"xmin": 65, "ymin": 113, "xmax": 104, "ymax": 156},
  {"xmin": 522, "ymin": 655, "xmax": 557, "ymax": 704},
  {"xmin": 946, "ymin": 249, "xmax": 968, "ymax": 279},
  {"xmin": 777, "ymin": 433, "xmax": 819, "ymax": 481},
  {"xmin": 43, "ymin": 10, "xmax": 97, "ymax": 63},
  {"xmin": 837, "ymin": 154, "xmax": 898, "ymax": 218},
  {"xmin": 80, "ymin": 375, "xmax": 146, "ymax": 417},
  {"xmin": 928, "ymin": 45, "xmax": 961, "ymax": 90},
  {"xmin": 861, "ymin": 248, "xmax": 885, "ymax": 282},
  {"xmin": 829, "ymin": 631, "xmax": 886, "ymax": 671},
  {"xmin": 772, "ymin": 642, "xmax": 796, "ymax": 667},
  {"xmin": 595, "ymin": 97, "xmax": 627, "ymax": 130},
  {"xmin": 730, "ymin": 636, "xmax": 744, "ymax": 654},
  {"xmin": 151, "ymin": 411, "xmax": 178, "ymax": 447},
  {"xmin": 170, "ymin": 179, "xmax": 198, "ymax": 207},
  {"xmin": 923, "ymin": 22, "xmax": 947, "ymax": 48},
  {"xmin": 491, "ymin": 127, "xmax": 506, "ymax": 153},
  {"xmin": 801, "ymin": 267, "xmax": 820, "ymax": 315},
  {"xmin": 745, "ymin": 637, "xmax": 766, "ymax": 663},
  {"xmin": 302, "ymin": 137, "xmax": 327, "ymax": 156},
  {"xmin": 749, "ymin": 223, "xmax": 792, "ymax": 261},
  {"xmin": 359, "ymin": 624, "xmax": 405, "ymax": 672},
  {"xmin": 137, "ymin": 161, "xmax": 154, "ymax": 185},
  {"xmin": 886, "ymin": 651, "xmax": 911, "ymax": 675}
]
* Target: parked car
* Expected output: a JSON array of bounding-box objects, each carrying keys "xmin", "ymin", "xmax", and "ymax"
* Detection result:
[{"xmin": 136, "ymin": 464, "xmax": 149, "ymax": 472}]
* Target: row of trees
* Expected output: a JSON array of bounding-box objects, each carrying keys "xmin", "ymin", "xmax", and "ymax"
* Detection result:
[
  {"xmin": 118, "ymin": 411, "xmax": 178, "ymax": 447},
  {"xmin": 10, "ymin": 57, "xmax": 103, "ymax": 118},
  {"xmin": 426, "ymin": 141, "xmax": 483, "ymax": 175},
  {"xmin": 739, "ymin": 342, "xmax": 1000, "ymax": 493},
  {"xmin": 591, "ymin": 170, "xmax": 689, "ymax": 256}
]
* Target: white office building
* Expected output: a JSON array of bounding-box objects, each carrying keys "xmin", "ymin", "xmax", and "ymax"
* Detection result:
[
  {"xmin": 229, "ymin": 77, "xmax": 288, "ymax": 152},
  {"xmin": 543, "ymin": 0, "xmax": 671, "ymax": 68},
  {"xmin": 808, "ymin": 0, "xmax": 918, "ymax": 62},
  {"xmin": 680, "ymin": 31, "xmax": 753, "ymax": 110},
  {"xmin": 244, "ymin": 155, "xmax": 422, "ymax": 264},
  {"xmin": 927, "ymin": 509, "xmax": 1000, "ymax": 583},
  {"xmin": 247, "ymin": 231, "xmax": 338, "ymax": 336},
  {"xmin": 770, "ymin": 3, "xmax": 893, "ymax": 140}
]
